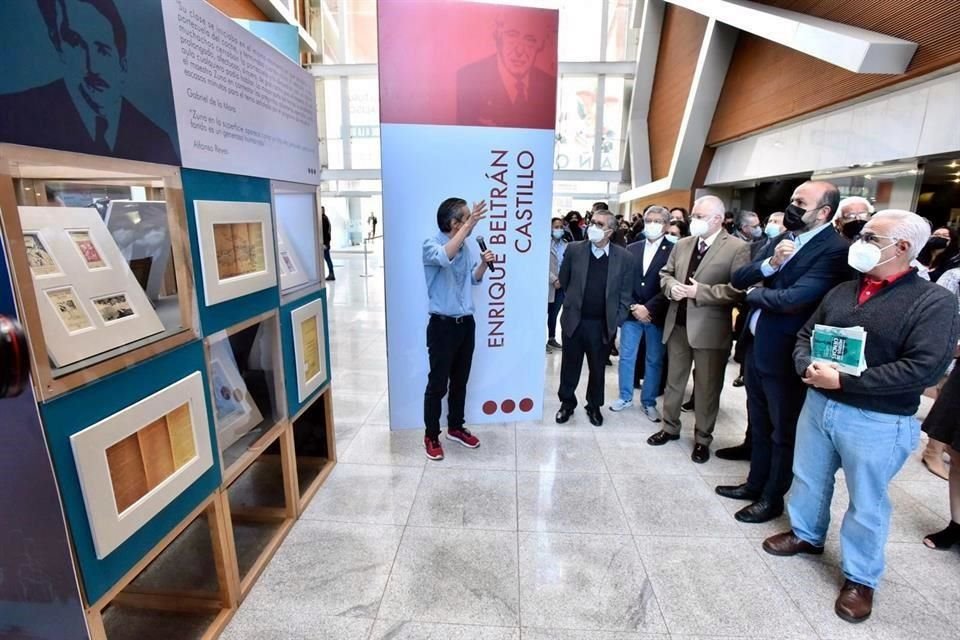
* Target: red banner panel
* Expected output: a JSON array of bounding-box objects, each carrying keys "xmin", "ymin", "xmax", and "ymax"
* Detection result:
[{"xmin": 378, "ymin": 0, "xmax": 558, "ymax": 130}]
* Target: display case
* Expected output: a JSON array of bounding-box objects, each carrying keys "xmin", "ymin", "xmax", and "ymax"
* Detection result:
[
  {"xmin": 0, "ymin": 144, "xmax": 197, "ymax": 401},
  {"xmin": 271, "ymin": 181, "xmax": 323, "ymax": 302}
]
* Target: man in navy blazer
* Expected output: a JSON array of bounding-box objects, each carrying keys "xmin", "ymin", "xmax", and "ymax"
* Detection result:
[
  {"xmin": 716, "ymin": 181, "xmax": 853, "ymax": 523},
  {"xmin": 609, "ymin": 206, "xmax": 673, "ymax": 423}
]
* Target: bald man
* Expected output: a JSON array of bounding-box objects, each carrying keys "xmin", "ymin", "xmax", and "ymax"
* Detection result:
[
  {"xmin": 717, "ymin": 181, "xmax": 853, "ymax": 523},
  {"xmin": 649, "ymin": 195, "xmax": 750, "ymax": 463}
]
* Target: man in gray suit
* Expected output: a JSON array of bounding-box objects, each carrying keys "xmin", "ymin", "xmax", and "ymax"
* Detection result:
[
  {"xmin": 555, "ymin": 208, "xmax": 634, "ymax": 427},
  {"xmin": 648, "ymin": 196, "xmax": 750, "ymax": 462}
]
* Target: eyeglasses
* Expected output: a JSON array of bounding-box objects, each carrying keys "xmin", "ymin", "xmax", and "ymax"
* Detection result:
[{"xmin": 854, "ymin": 232, "xmax": 898, "ymax": 245}]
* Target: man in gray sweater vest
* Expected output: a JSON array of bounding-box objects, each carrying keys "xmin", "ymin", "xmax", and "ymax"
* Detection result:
[{"xmin": 762, "ymin": 210, "xmax": 960, "ymax": 624}]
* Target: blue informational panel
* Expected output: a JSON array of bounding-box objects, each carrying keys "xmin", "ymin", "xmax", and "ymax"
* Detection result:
[
  {"xmin": 280, "ymin": 287, "xmax": 332, "ymax": 417},
  {"xmin": 181, "ymin": 168, "xmax": 281, "ymax": 336},
  {"xmin": 40, "ymin": 340, "xmax": 220, "ymax": 604}
]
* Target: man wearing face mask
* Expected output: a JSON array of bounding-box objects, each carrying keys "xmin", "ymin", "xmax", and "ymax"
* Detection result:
[
  {"xmin": 716, "ymin": 181, "xmax": 852, "ymax": 523},
  {"xmin": 735, "ymin": 211, "xmax": 763, "ymax": 243},
  {"xmin": 648, "ymin": 196, "xmax": 750, "ymax": 463},
  {"xmin": 556, "ymin": 208, "xmax": 634, "ymax": 427},
  {"xmin": 609, "ymin": 206, "xmax": 673, "ymax": 422},
  {"xmin": 833, "ymin": 196, "xmax": 875, "ymax": 241},
  {"xmin": 763, "ymin": 210, "xmax": 959, "ymax": 624}
]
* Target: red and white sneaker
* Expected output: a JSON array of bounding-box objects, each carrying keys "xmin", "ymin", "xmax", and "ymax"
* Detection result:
[
  {"xmin": 424, "ymin": 436, "xmax": 445, "ymax": 460},
  {"xmin": 446, "ymin": 427, "xmax": 480, "ymax": 449}
]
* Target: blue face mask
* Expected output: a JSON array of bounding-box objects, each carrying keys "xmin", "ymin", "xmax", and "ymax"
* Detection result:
[
  {"xmin": 664, "ymin": 234, "xmax": 679, "ymax": 244},
  {"xmin": 552, "ymin": 229, "xmax": 564, "ymax": 240}
]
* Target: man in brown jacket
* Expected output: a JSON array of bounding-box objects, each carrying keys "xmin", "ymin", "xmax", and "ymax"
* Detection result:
[{"xmin": 648, "ymin": 195, "xmax": 750, "ymax": 462}]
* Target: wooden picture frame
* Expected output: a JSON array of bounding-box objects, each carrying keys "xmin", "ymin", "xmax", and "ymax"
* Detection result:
[{"xmin": 291, "ymin": 297, "xmax": 328, "ymax": 403}]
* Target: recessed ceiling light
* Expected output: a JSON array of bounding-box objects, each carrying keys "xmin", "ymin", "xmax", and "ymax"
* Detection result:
[{"xmin": 949, "ymin": 161, "xmax": 959, "ymax": 169}]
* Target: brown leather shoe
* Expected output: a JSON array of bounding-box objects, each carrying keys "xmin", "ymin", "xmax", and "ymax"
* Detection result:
[
  {"xmin": 835, "ymin": 579, "xmax": 873, "ymax": 623},
  {"xmin": 762, "ymin": 531, "xmax": 825, "ymax": 557}
]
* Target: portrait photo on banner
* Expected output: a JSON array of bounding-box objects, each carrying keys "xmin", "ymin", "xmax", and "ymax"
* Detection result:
[{"xmin": 0, "ymin": 0, "xmax": 181, "ymax": 164}]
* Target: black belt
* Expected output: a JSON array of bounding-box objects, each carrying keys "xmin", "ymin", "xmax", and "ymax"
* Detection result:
[{"xmin": 430, "ymin": 313, "xmax": 473, "ymax": 324}]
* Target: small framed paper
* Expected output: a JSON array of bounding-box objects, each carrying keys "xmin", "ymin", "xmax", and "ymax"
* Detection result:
[
  {"xmin": 208, "ymin": 336, "xmax": 264, "ymax": 451},
  {"xmin": 69, "ymin": 372, "xmax": 214, "ymax": 559},
  {"xmin": 195, "ymin": 200, "xmax": 277, "ymax": 305},
  {"xmin": 276, "ymin": 220, "xmax": 310, "ymax": 291},
  {"xmin": 291, "ymin": 297, "xmax": 328, "ymax": 402}
]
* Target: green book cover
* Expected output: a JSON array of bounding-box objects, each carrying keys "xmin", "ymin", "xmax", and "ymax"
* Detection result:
[{"xmin": 811, "ymin": 325, "xmax": 866, "ymax": 375}]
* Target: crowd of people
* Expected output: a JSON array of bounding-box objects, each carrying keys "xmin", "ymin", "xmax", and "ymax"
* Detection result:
[
  {"xmin": 419, "ymin": 185, "xmax": 959, "ymax": 625},
  {"xmin": 543, "ymin": 185, "xmax": 960, "ymax": 623}
]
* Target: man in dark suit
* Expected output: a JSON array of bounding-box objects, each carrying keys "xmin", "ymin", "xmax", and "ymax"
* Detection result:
[
  {"xmin": 456, "ymin": 13, "xmax": 556, "ymax": 128},
  {"xmin": 556, "ymin": 208, "xmax": 634, "ymax": 427},
  {"xmin": 609, "ymin": 205, "xmax": 672, "ymax": 423},
  {"xmin": 716, "ymin": 181, "xmax": 853, "ymax": 523},
  {"xmin": 0, "ymin": 0, "xmax": 178, "ymax": 165}
]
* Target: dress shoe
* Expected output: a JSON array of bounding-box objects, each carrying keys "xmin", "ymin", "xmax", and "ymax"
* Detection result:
[
  {"xmin": 732, "ymin": 375, "xmax": 744, "ymax": 387},
  {"xmin": 691, "ymin": 444, "xmax": 710, "ymax": 463},
  {"xmin": 681, "ymin": 399, "xmax": 695, "ymax": 413},
  {"xmin": 647, "ymin": 430, "xmax": 679, "ymax": 446},
  {"xmin": 762, "ymin": 531, "xmax": 825, "ymax": 557},
  {"xmin": 735, "ymin": 499, "xmax": 784, "ymax": 523},
  {"xmin": 586, "ymin": 407, "xmax": 604, "ymax": 427},
  {"xmin": 715, "ymin": 483, "xmax": 761, "ymax": 501},
  {"xmin": 555, "ymin": 407, "xmax": 574, "ymax": 424},
  {"xmin": 835, "ymin": 580, "xmax": 874, "ymax": 623},
  {"xmin": 716, "ymin": 442, "xmax": 752, "ymax": 461}
]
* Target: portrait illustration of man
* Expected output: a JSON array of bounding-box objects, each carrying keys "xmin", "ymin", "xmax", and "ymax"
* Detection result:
[
  {"xmin": 0, "ymin": 0, "xmax": 179, "ymax": 164},
  {"xmin": 456, "ymin": 12, "xmax": 557, "ymax": 129}
]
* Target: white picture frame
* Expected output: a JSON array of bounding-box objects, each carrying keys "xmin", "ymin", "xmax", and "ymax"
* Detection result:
[
  {"xmin": 291, "ymin": 297, "xmax": 328, "ymax": 403},
  {"xmin": 104, "ymin": 200, "xmax": 172, "ymax": 301},
  {"xmin": 194, "ymin": 200, "xmax": 278, "ymax": 306},
  {"xmin": 20, "ymin": 207, "xmax": 166, "ymax": 368},
  {"xmin": 276, "ymin": 220, "xmax": 310, "ymax": 291},
  {"xmin": 208, "ymin": 335, "xmax": 264, "ymax": 451},
  {"xmin": 69, "ymin": 372, "xmax": 214, "ymax": 559}
]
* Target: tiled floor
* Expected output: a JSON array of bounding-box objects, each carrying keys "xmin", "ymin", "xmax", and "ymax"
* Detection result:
[{"xmin": 223, "ymin": 253, "xmax": 959, "ymax": 640}]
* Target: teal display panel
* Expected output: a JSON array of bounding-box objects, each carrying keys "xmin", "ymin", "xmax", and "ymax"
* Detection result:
[
  {"xmin": 280, "ymin": 287, "xmax": 332, "ymax": 417},
  {"xmin": 181, "ymin": 168, "xmax": 280, "ymax": 335},
  {"xmin": 39, "ymin": 340, "xmax": 220, "ymax": 603}
]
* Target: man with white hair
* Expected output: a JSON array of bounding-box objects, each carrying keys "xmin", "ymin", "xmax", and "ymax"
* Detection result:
[
  {"xmin": 833, "ymin": 196, "xmax": 875, "ymax": 239},
  {"xmin": 649, "ymin": 195, "xmax": 750, "ymax": 463},
  {"xmin": 763, "ymin": 210, "xmax": 960, "ymax": 624}
]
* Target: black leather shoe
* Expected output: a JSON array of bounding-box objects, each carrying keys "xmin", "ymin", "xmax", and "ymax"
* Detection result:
[
  {"xmin": 647, "ymin": 430, "xmax": 679, "ymax": 446},
  {"xmin": 691, "ymin": 444, "xmax": 710, "ymax": 463},
  {"xmin": 555, "ymin": 407, "xmax": 574, "ymax": 424},
  {"xmin": 681, "ymin": 399, "xmax": 695, "ymax": 413},
  {"xmin": 715, "ymin": 443, "xmax": 752, "ymax": 461},
  {"xmin": 586, "ymin": 407, "xmax": 603, "ymax": 427},
  {"xmin": 732, "ymin": 375, "xmax": 744, "ymax": 388},
  {"xmin": 735, "ymin": 499, "xmax": 784, "ymax": 523},
  {"xmin": 715, "ymin": 483, "xmax": 761, "ymax": 501}
]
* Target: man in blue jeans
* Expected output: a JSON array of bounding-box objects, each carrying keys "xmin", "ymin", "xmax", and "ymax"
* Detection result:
[
  {"xmin": 609, "ymin": 205, "xmax": 673, "ymax": 422},
  {"xmin": 763, "ymin": 210, "xmax": 959, "ymax": 623}
]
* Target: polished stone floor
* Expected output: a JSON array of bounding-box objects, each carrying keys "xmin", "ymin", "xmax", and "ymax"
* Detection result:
[{"xmin": 223, "ymin": 252, "xmax": 958, "ymax": 640}]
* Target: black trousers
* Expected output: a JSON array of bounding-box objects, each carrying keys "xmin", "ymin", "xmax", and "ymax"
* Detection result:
[
  {"xmin": 558, "ymin": 318, "xmax": 608, "ymax": 411},
  {"xmin": 744, "ymin": 343, "xmax": 807, "ymax": 503},
  {"xmin": 424, "ymin": 314, "xmax": 475, "ymax": 439},
  {"xmin": 323, "ymin": 247, "xmax": 335, "ymax": 277},
  {"xmin": 547, "ymin": 289, "xmax": 564, "ymax": 340}
]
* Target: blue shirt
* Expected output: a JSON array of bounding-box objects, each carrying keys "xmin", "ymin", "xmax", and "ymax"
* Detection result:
[
  {"xmin": 551, "ymin": 238, "xmax": 566, "ymax": 269},
  {"xmin": 423, "ymin": 231, "xmax": 481, "ymax": 317}
]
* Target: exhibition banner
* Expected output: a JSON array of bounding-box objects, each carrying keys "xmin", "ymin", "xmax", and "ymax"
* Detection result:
[{"xmin": 378, "ymin": 0, "xmax": 558, "ymax": 428}]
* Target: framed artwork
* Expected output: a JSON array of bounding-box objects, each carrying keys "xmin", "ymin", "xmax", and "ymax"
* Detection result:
[
  {"xmin": 105, "ymin": 200, "xmax": 172, "ymax": 301},
  {"xmin": 19, "ymin": 207, "xmax": 165, "ymax": 368},
  {"xmin": 194, "ymin": 200, "xmax": 277, "ymax": 305},
  {"xmin": 291, "ymin": 297, "xmax": 329, "ymax": 402},
  {"xmin": 208, "ymin": 336, "xmax": 264, "ymax": 451},
  {"xmin": 276, "ymin": 220, "xmax": 310, "ymax": 291},
  {"xmin": 69, "ymin": 372, "xmax": 214, "ymax": 559}
]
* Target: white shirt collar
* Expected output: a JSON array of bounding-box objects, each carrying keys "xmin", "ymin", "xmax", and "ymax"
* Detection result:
[
  {"xmin": 591, "ymin": 242, "xmax": 610, "ymax": 258},
  {"xmin": 646, "ymin": 235, "xmax": 665, "ymax": 248},
  {"xmin": 699, "ymin": 228, "xmax": 723, "ymax": 248}
]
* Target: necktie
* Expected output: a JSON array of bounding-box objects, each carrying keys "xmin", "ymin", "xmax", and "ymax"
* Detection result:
[
  {"xmin": 698, "ymin": 239, "xmax": 707, "ymax": 256},
  {"xmin": 515, "ymin": 80, "xmax": 527, "ymax": 104},
  {"xmin": 94, "ymin": 116, "xmax": 109, "ymax": 152}
]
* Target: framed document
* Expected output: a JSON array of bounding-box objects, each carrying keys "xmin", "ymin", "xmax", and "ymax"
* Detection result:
[
  {"xmin": 19, "ymin": 207, "xmax": 165, "ymax": 368},
  {"xmin": 194, "ymin": 200, "xmax": 277, "ymax": 306},
  {"xmin": 105, "ymin": 200, "xmax": 172, "ymax": 301},
  {"xmin": 291, "ymin": 297, "xmax": 329, "ymax": 402},
  {"xmin": 69, "ymin": 372, "xmax": 214, "ymax": 559},
  {"xmin": 276, "ymin": 220, "xmax": 310, "ymax": 291},
  {"xmin": 208, "ymin": 336, "xmax": 264, "ymax": 451}
]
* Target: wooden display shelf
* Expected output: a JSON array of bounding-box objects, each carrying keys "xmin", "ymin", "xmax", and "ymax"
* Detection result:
[
  {"xmin": 290, "ymin": 385, "xmax": 337, "ymax": 513},
  {"xmin": 84, "ymin": 493, "xmax": 237, "ymax": 640}
]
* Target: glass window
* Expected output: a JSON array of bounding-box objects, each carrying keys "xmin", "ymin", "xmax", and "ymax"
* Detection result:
[
  {"xmin": 311, "ymin": 0, "xmax": 378, "ymax": 64},
  {"xmin": 321, "ymin": 78, "xmax": 344, "ymax": 170},
  {"xmin": 601, "ymin": 76, "xmax": 625, "ymax": 171},
  {"xmin": 555, "ymin": 76, "xmax": 599, "ymax": 171},
  {"xmin": 605, "ymin": 0, "xmax": 633, "ymax": 61},
  {"xmin": 557, "ymin": 0, "xmax": 603, "ymax": 61},
  {"xmin": 347, "ymin": 77, "xmax": 380, "ymax": 169}
]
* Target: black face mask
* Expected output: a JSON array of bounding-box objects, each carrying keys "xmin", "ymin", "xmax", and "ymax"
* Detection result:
[
  {"xmin": 783, "ymin": 203, "xmax": 816, "ymax": 232},
  {"xmin": 926, "ymin": 236, "xmax": 949, "ymax": 250},
  {"xmin": 841, "ymin": 219, "xmax": 867, "ymax": 240}
]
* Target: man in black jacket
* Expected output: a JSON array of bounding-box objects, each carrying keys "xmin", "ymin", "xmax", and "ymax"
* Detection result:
[
  {"xmin": 763, "ymin": 210, "xmax": 960, "ymax": 624},
  {"xmin": 716, "ymin": 181, "xmax": 852, "ymax": 524},
  {"xmin": 609, "ymin": 205, "xmax": 672, "ymax": 423}
]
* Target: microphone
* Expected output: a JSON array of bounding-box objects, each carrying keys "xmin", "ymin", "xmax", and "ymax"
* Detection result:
[{"xmin": 476, "ymin": 236, "xmax": 495, "ymax": 269}]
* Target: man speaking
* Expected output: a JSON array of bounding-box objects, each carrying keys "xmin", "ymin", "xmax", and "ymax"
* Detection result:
[{"xmin": 421, "ymin": 198, "xmax": 495, "ymax": 461}]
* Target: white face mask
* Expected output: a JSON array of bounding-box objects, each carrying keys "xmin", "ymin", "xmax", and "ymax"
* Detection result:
[
  {"xmin": 847, "ymin": 239, "xmax": 897, "ymax": 273},
  {"xmin": 664, "ymin": 234, "xmax": 679, "ymax": 244},
  {"xmin": 644, "ymin": 222, "xmax": 664, "ymax": 240},
  {"xmin": 552, "ymin": 229, "xmax": 564, "ymax": 240},
  {"xmin": 764, "ymin": 223, "xmax": 781, "ymax": 239},
  {"xmin": 689, "ymin": 218, "xmax": 710, "ymax": 237},
  {"xmin": 587, "ymin": 225, "xmax": 606, "ymax": 244}
]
